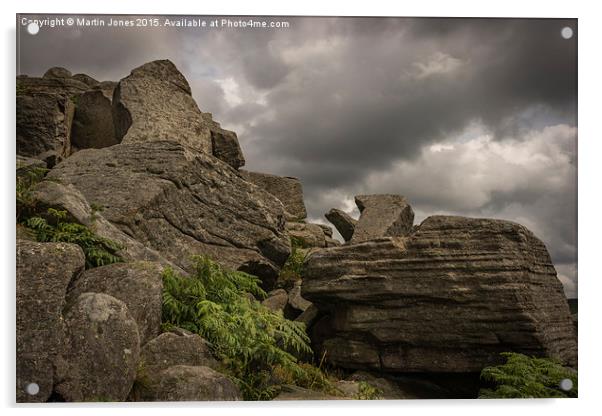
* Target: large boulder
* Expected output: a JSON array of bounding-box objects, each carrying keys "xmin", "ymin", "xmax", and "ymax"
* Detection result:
[
  {"xmin": 67, "ymin": 262, "xmax": 164, "ymax": 344},
  {"xmin": 350, "ymin": 194, "xmax": 414, "ymax": 243},
  {"xmin": 135, "ymin": 365, "xmax": 241, "ymax": 401},
  {"xmin": 47, "ymin": 141, "xmax": 291, "ymax": 287},
  {"xmin": 55, "ymin": 293, "xmax": 140, "ymax": 402},
  {"xmin": 113, "ymin": 60, "xmax": 212, "ymax": 155},
  {"xmin": 303, "ymin": 215, "xmax": 577, "ymax": 373},
  {"xmin": 139, "ymin": 331, "xmax": 218, "ymax": 372},
  {"xmin": 325, "ymin": 208, "xmax": 357, "ymax": 242},
  {"xmin": 202, "ymin": 112, "xmax": 245, "ymax": 169},
  {"xmin": 241, "ymin": 171, "xmax": 307, "ymax": 221},
  {"xmin": 16, "ymin": 240, "xmax": 85, "ymax": 402}
]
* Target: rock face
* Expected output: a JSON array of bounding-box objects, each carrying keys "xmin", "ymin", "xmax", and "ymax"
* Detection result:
[
  {"xmin": 303, "ymin": 215, "xmax": 577, "ymax": 373},
  {"xmin": 71, "ymin": 89, "xmax": 118, "ymax": 150},
  {"xmin": 135, "ymin": 365, "xmax": 241, "ymax": 402},
  {"xmin": 113, "ymin": 60, "xmax": 212, "ymax": 155},
  {"xmin": 350, "ymin": 194, "xmax": 414, "ymax": 243},
  {"xmin": 262, "ymin": 289, "xmax": 289, "ymax": 313},
  {"xmin": 48, "ymin": 140, "xmax": 290, "ymax": 286},
  {"xmin": 16, "ymin": 155, "xmax": 46, "ymax": 178},
  {"xmin": 285, "ymin": 222, "xmax": 327, "ymax": 248},
  {"xmin": 56, "ymin": 293, "xmax": 140, "ymax": 402},
  {"xmin": 241, "ymin": 171, "xmax": 307, "ymax": 221},
  {"xmin": 202, "ymin": 113, "xmax": 245, "ymax": 169},
  {"xmin": 325, "ymin": 208, "xmax": 357, "ymax": 242},
  {"xmin": 16, "ymin": 240, "xmax": 85, "ymax": 402},
  {"xmin": 67, "ymin": 262, "xmax": 164, "ymax": 344},
  {"xmin": 16, "ymin": 91, "xmax": 75, "ymax": 165}
]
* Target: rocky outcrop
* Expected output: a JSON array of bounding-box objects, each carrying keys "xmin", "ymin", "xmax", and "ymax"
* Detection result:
[
  {"xmin": 67, "ymin": 262, "xmax": 164, "ymax": 344},
  {"xmin": 56, "ymin": 292, "xmax": 140, "ymax": 402},
  {"xmin": 303, "ymin": 215, "xmax": 577, "ymax": 373},
  {"xmin": 241, "ymin": 171, "xmax": 307, "ymax": 221},
  {"xmin": 72, "ymin": 73, "xmax": 99, "ymax": 87},
  {"xmin": 47, "ymin": 140, "xmax": 290, "ymax": 287},
  {"xmin": 202, "ymin": 113, "xmax": 245, "ymax": 169},
  {"xmin": 135, "ymin": 365, "xmax": 241, "ymax": 402},
  {"xmin": 274, "ymin": 385, "xmax": 345, "ymax": 401},
  {"xmin": 350, "ymin": 194, "xmax": 414, "ymax": 243},
  {"xmin": 16, "ymin": 240, "xmax": 85, "ymax": 402},
  {"xmin": 325, "ymin": 208, "xmax": 357, "ymax": 242},
  {"xmin": 112, "ymin": 60, "xmax": 212, "ymax": 155}
]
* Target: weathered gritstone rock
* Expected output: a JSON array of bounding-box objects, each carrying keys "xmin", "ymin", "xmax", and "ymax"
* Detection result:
[
  {"xmin": 325, "ymin": 208, "xmax": 357, "ymax": 242},
  {"xmin": 44, "ymin": 67, "xmax": 73, "ymax": 79},
  {"xmin": 16, "ymin": 155, "xmax": 46, "ymax": 178},
  {"xmin": 202, "ymin": 112, "xmax": 245, "ymax": 169},
  {"xmin": 56, "ymin": 293, "xmax": 140, "ymax": 402},
  {"xmin": 350, "ymin": 194, "xmax": 414, "ymax": 243},
  {"xmin": 262, "ymin": 289, "xmax": 289, "ymax": 313},
  {"xmin": 16, "ymin": 240, "xmax": 85, "ymax": 403},
  {"xmin": 303, "ymin": 215, "xmax": 577, "ymax": 373},
  {"xmin": 139, "ymin": 331, "xmax": 218, "ymax": 373},
  {"xmin": 274, "ymin": 385, "xmax": 346, "ymax": 401},
  {"xmin": 67, "ymin": 262, "xmax": 164, "ymax": 344},
  {"xmin": 113, "ymin": 60, "xmax": 212, "ymax": 155},
  {"xmin": 241, "ymin": 170, "xmax": 307, "ymax": 221},
  {"xmin": 48, "ymin": 141, "xmax": 290, "ymax": 287},
  {"xmin": 285, "ymin": 222, "xmax": 328, "ymax": 248},
  {"xmin": 72, "ymin": 73, "xmax": 100, "ymax": 87},
  {"xmin": 135, "ymin": 365, "xmax": 241, "ymax": 401},
  {"xmin": 16, "ymin": 91, "xmax": 75, "ymax": 166}
]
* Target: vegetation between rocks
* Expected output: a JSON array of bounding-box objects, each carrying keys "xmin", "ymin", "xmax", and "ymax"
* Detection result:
[
  {"xmin": 277, "ymin": 236, "xmax": 308, "ymax": 286},
  {"xmin": 17, "ymin": 168, "xmax": 123, "ymax": 268},
  {"xmin": 161, "ymin": 256, "xmax": 337, "ymax": 400},
  {"xmin": 478, "ymin": 352, "xmax": 577, "ymax": 398}
]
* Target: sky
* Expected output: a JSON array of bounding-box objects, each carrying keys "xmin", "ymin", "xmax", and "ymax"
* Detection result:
[{"xmin": 17, "ymin": 15, "xmax": 578, "ymax": 297}]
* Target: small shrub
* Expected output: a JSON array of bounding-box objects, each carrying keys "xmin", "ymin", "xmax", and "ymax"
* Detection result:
[
  {"xmin": 479, "ymin": 352, "xmax": 577, "ymax": 398},
  {"xmin": 161, "ymin": 256, "xmax": 334, "ymax": 400},
  {"xmin": 278, "ymin": 237, "xmax": 308, "ymax": 285},
  {"xmin": 25, "ymin": 208, "xmax": 123, "ymax": 268},
  {"xmin": 354, "ymin": 381, "xmax": 382, "ymax": 400}
]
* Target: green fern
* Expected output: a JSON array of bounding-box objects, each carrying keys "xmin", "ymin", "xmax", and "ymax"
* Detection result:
[
  {"xmin": 479, "ymin": 352, "xmax": 577, "ymax": 398},
  {"xmin": 24, "ymin": 209, "xmax": 122, "ymax": 268},
  {"xmin": 161, "ymin": 256, "xmax": 333, "ymax": 400}
]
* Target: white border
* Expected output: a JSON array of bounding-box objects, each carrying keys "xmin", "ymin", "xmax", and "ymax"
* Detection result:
[{"xmin": 2, "ymin": 1, "xmax": 601, "ymax": 415}]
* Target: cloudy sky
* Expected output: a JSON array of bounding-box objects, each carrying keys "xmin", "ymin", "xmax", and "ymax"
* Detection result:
[{"xmin": 17, "ymin": 16, "xmax": 577, "ymax": 296}]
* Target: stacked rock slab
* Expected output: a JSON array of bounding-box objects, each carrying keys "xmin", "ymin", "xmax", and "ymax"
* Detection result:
[
  {"xmin": 113, "ymin": 60, "xmax": 212, "ymax": 155},
  {"xmin": 48, "ymin": 140, "xmax": 291, "ymax": 288},
  {"xmin": 303, "ymin": 212, "xmax": 577, "ymax": 373},
  {"xmin": 350, "ymin": 194, "xmax": 414, "ymax": 243}
]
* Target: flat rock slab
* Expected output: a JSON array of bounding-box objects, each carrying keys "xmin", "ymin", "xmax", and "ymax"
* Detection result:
[
  {"xmin": 48, "ymin": 141, "xmax": 290, "ymax": 287},
  {"xmin": 350, "ymin": 194, "xmax": 414, "ymax": 243},
  {"xmin": 303, "ymin": 215, "xmax": 577, "ymax": 373}
]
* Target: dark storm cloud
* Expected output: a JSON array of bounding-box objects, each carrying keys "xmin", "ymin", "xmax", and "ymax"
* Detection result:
[{"xmin": 16, "ymin": 15, "xmax": 577, "ymax": 295}]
